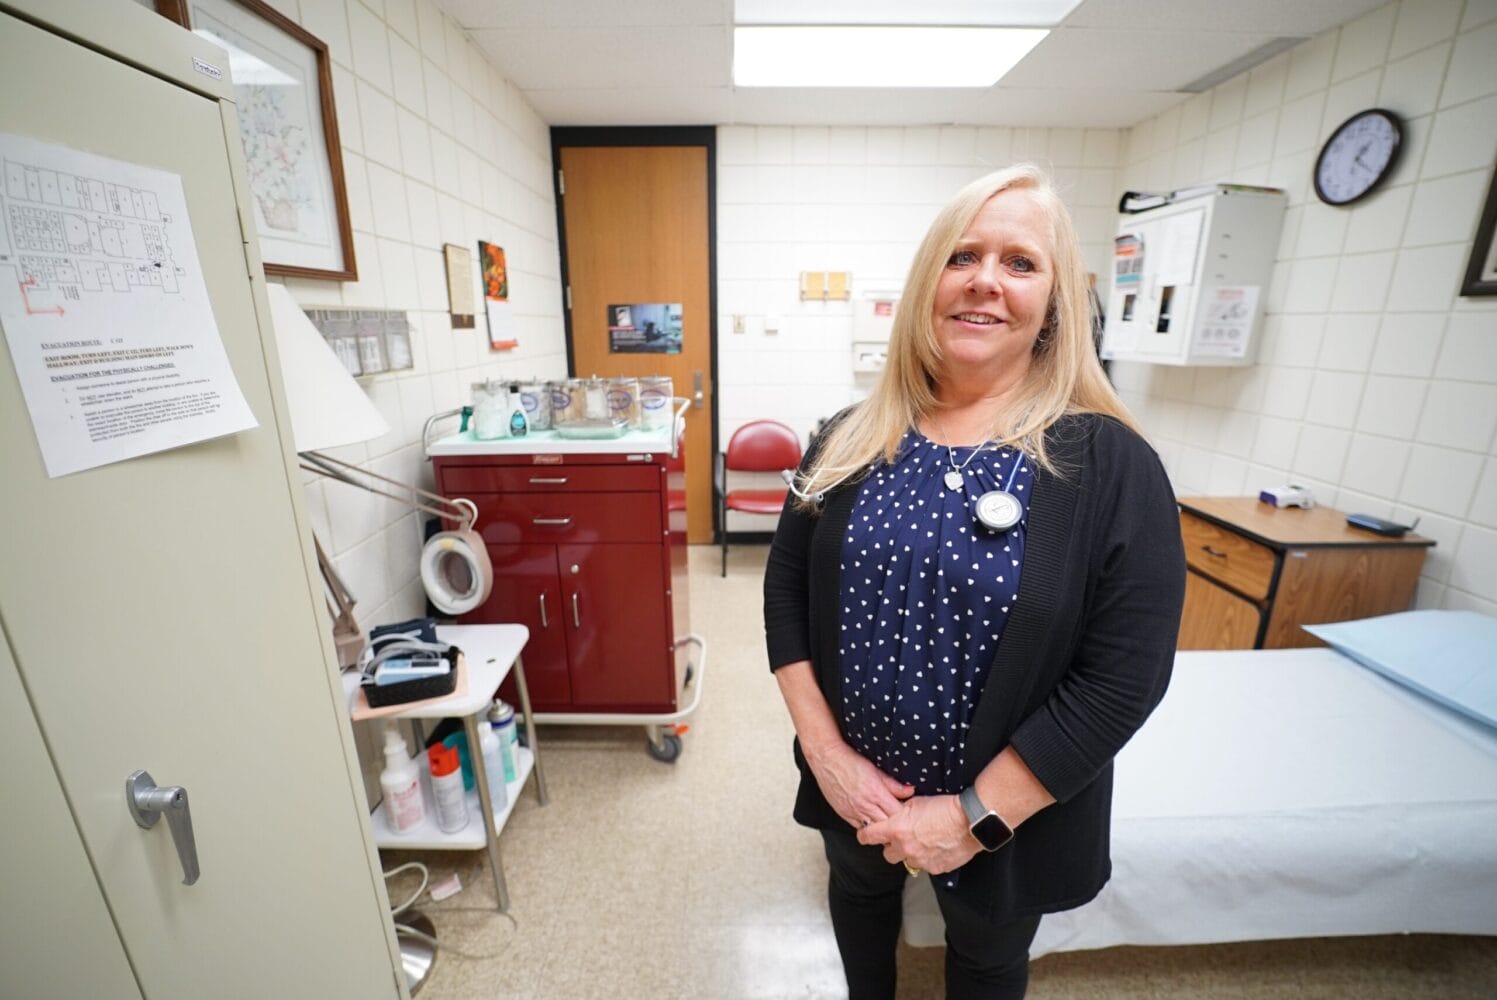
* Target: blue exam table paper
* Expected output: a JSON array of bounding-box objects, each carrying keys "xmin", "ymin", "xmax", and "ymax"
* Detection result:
[{"xmin": 1305, "ymin": 610, "xmax": 1497, "ymax": 731}]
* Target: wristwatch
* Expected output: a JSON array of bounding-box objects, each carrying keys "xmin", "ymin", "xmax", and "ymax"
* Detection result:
[{"xmin": 959, "ymin": 786, "xmax": 1015, "ymax": 852}]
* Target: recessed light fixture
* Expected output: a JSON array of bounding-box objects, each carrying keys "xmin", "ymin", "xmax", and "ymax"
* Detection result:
[
  {"xmin": 730, "ymin": 1, "xmax": 1078, "ymax": 89},
  {"xmin": 733, "ymin": 26, "xmax": 1049, "ymax": 88}
]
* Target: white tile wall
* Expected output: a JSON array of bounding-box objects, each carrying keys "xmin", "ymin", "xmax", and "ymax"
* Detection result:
[
  {"xmin": 271, "ymin": 0, "xmax": 566, "ymax": 627},
  {"xmin": 715, "ymin": 124, "xmax": 1122, "ymax": 455},
  {"xmin": 1111, "ymin": 0, "xmax": 1497, "ymax": 610}
]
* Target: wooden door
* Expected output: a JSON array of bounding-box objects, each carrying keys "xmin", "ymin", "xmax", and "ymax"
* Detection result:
[
  {"xmin": 0, "ymin": 10, "xmax": 400, "ymax": 996},
  {"xmin": 1178, "ymin": 572, "xmax": 1263, "ymax": 650},
  {"xmin": 559, "ymin": 143, "xmax": 714, "ymax": 543}
]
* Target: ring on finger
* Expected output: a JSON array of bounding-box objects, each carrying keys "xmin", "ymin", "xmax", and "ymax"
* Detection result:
[{"xmin": 903, "ymin": 861, "xmax": 921, "ymax": 876}]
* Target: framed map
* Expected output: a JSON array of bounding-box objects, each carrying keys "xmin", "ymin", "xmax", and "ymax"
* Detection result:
[{"xmin": 159, "ymin": 0, "xmax": 357, "ymax": 281}]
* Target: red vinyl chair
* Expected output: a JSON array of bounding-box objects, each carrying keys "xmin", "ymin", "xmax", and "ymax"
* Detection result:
[{"xmin": 716, "ymin": 420, "xmax": 802, "ymax": 576}]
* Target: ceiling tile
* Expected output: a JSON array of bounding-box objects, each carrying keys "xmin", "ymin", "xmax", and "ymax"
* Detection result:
[
  {"xmin": 441, "ymin": 0, "xmax": 732, "ymax": 29},
  {"xmin": 471, "ymin": 26, "xmax": 732, "ymax": 89},
  {"xmin": 1063, "ymin": 0, "xmax": 1387, "ymax": 36},
  {"xmin": 529, "ymin": 86, "xmax": 736, "ymax": 125},
  {"xmin": 961, "ymin": 88, "xmax": 1188, "ymax": 128},
  {"xmin": 1000, "ymin": 27, "xmax": 1284, "ymax": 91}
]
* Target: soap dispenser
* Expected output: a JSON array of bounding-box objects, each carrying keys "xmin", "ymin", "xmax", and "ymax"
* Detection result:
[{"xmin": 507, "ymin": 382, "xmax": 529, "ymax": 437}]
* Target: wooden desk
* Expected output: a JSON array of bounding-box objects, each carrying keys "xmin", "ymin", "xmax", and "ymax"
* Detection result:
[{"xmin": 1176, "ymin": 497, "xmax": 1434, "ymax": 650}]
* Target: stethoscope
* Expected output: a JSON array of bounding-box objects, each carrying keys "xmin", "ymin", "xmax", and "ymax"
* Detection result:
[{"xmin": 781, "ymin": 447, "xmax": 1026, "ymax": 534}]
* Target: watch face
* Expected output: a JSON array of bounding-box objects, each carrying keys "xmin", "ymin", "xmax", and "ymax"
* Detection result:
[
  {"xmin": 1314, "ymin": 109, "xmax": 1402, "ymax": 206},
  {"xmin": 972, "ymin": 811, "xmax": 1015, "ymax": 852}
]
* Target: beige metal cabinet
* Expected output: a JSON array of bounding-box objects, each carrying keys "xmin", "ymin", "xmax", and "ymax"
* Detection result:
[{"xmin": 0, "ymin": 2, "xmax": 402, "ymax": 996}]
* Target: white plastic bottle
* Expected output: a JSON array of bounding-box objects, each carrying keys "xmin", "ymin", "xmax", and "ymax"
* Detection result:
[
  {"xmin": 379, "ymin": 723, "xmax": 425, "ymax": 833},
  {"xmin": 427, "ymin": 744, "xmax": 469, "ymax": 833},
  {"xmin": 475, "ymin": 719, "xmax": 509, "ymax": 811},
  {"xmin": 488, "ymin": 700, "xmax": 518, "ymax": 782}
]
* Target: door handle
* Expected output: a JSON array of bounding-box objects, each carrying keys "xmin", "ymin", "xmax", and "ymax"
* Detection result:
[
  {"xmin": 571, "ymin": 592, "xmax": 581, "ymax": 628},
  {"xmin": 528, "ymin": 477, "xmax": 568, "ymax": 485},
  {"xmin": 127, "ymin": 769, "xmax": 200, "ymax": 886},
  {"xmin": 692, "ymin": 371, "xmax": 704, "ymax": 409},
  {"xmin": 532, "ymin": 517, "xmax": 573, "ymax": 527},
  {"xmin": 539, "ymin": 592, "xmax": 549, "ymax": 628}
]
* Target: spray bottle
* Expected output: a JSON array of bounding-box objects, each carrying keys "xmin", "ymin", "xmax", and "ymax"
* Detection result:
[
  {"xmin": 379, "ymin": 723, "xmax": 424, "ymax": 833},
  {"xmin": 428, "ymin": 744, "xmax": 469, "ymax": 833},
  {"xmin": 475, "ymin": 718, "xmax": 509, "ymax": 811}
]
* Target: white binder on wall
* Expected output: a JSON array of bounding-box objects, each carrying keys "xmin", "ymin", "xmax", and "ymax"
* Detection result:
[{"xmin": 1101, "ymin": 185, "xmax": 1286, "ymax": 367}]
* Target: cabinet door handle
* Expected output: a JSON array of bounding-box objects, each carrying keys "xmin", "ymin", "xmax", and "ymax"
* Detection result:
[
  {"xmin": 532, "ymin": 516, "xmax": 573, "ymax": 527},
  {"xmin": 571, "ymin": 593, "xmax": 581, "ymax": 628},
  {"xmin": 529, "ymin": 477, "xmax": 568, "ymax": 484},
  {"xmin": 1202, "ymin": 546, "xmax": 1226, "ymax": 558},
  {"xmin": 539, "ymin": 592, "xmax": 549, "ymax": 628},
  {"xmin": 127, "ymin": 770, "xmax": 199, "ymax": 886}
]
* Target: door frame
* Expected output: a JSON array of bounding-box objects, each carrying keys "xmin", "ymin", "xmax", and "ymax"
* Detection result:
[{"xmin": 549, "ymin": 126, "xmax": 722, "ymax": 541}]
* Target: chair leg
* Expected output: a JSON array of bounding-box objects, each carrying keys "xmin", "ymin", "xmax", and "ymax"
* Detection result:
[{"xmin": 720, "ymin": 497, "xmax": 727, "ymax": 577}]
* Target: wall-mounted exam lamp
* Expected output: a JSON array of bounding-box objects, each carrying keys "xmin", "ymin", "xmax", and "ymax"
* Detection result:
[{"xmin": 266, "ymin": 283, "xmax": 489, "ymax": 668}]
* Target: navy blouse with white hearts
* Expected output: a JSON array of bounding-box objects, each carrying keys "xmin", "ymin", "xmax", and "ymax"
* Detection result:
[{"xmin": 838, "ymin": 430, "xmax": 1033, "ymax": 801}]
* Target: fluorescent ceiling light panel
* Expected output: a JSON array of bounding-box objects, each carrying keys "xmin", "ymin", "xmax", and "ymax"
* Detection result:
[
  {"xmin": 735, "ymin": 1, "xmax": 1082, "ymax": 27},
  {"xmin": 733, "ymin": 26, "xmax": 1048, "ymax": 87}
]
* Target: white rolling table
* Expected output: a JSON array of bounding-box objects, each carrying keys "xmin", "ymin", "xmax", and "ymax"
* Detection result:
[{"xmin": 352, "ymin": 624, "xmax": 549, "ymax": 911}]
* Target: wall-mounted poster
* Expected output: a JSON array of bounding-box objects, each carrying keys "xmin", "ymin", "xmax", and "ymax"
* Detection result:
[
  {"xmin": 479, "ymin": 240, "xmax": 516, "ymax": 350},
  {"xmin": 608, "ymin": 302, "xmax": 682, "ymax": 354},
  {"xmin": 443, "ymin": 243, "xmax": 474, "ymax": 328}
]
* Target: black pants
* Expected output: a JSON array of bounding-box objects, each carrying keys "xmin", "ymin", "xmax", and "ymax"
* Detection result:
[{"xmin": 821, "ymin": 828, "xmax": 1040, "ymax": 1000}]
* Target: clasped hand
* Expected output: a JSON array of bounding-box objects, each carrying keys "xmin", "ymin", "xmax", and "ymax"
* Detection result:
[
  {"xmin": 858, "ymin": 794, "xmax": 978, "ymax": 875},
  {"xmin": 806, "ymin": 741, "xmax": 978, "ymax": 875}
]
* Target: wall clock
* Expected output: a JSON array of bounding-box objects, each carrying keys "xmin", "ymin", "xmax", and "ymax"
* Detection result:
[{"xmin": 1313, "ymin": 109, "xmax": 1403, "ymax": 206}]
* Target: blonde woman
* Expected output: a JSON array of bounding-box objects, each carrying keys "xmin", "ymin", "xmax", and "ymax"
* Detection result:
[{"xmin": 764, "ymin": 165, "xmax": 1185, "ymax": 999}]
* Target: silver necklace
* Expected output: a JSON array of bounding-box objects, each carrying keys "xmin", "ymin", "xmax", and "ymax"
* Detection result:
[
  {"xmin": 933, "ymin": 419, "xmax": 1026, "ymax": 532},
  {"xmin": 933, "ymin": 419, "xmax": 990, "ymax": 491}
]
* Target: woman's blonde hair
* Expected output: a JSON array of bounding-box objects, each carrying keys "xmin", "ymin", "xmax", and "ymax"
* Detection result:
[{"xmin": 796, "ymin": 163, "xmax": 1138, "ymax": 503}]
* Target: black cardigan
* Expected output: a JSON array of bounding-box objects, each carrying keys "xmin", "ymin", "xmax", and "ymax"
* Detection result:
[{"xmin": 764, "ymin": 411, "xmax": 1186, "ymax": 921}]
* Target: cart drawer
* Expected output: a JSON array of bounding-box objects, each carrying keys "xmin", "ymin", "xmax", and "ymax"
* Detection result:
[
  {"xmin": 440, "ymin": 465, "xmax": 659, "ymax": 494},
  {"xmin": 473, "ymin": 491, "xmax": 662, "ymax": 545},
  {"xmin": 1180, "ymin": 511, "xmax": 1276, "ymax": 601}
]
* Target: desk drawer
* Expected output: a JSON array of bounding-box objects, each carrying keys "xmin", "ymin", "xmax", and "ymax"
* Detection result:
[
  {"xmin": 440, "ymin": 465, "xmax": 659, "ymax": 494},
  {"xmin": 473, "ymin": 491, "xmax": 662, "ymax": 545},
  {"xmin": 1180, "ymin": 511, "xmax": 1276, "ymax": 601}
]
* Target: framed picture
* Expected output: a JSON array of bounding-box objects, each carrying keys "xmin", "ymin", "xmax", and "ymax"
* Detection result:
[
  {"xmin": 158, "ymin": 0, "xmax": 357, "ymax": 281},
  {"xmin": 1462, "ymin": 166, "xmax": 1497, "ymax": 297}
]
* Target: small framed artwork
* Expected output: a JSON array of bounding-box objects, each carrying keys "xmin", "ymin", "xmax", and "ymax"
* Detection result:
[
  {"xmin": 1461, "ymin": 167, "xmax": 1497, "ymax": 297},
  {"xmin": 158, "ymin": 0, "xmax": 357, "ymax": 281}
]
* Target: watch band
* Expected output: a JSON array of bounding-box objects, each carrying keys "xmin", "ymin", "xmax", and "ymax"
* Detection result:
[{"xmin": 959, "ymin": 786, "xmax": 1015, "ymax": 852}]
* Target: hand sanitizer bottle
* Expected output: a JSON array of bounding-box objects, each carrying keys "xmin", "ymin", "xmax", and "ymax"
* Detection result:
[{"xmin": 379, "ymin": 723, "xmax": 424, "ymax": 833}]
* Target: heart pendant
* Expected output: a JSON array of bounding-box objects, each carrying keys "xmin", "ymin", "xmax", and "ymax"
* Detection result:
[{"xmin": 943, "ymin": 470, "xmax": 963, "ymax": 491}]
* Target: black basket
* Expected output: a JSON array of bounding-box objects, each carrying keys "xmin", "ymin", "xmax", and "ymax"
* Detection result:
[{"xmin": 363, "ymin": 646, "xmax": 460, "ymax": 707}]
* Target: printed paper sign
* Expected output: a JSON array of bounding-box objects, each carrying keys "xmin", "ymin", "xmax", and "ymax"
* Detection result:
[
  {"xmin": 0, "ymin": 133, "xmax": 256, "ymax": 477},
  {"xmin": 1193, "ymin": 286, "xmax": 1260, "ymax": 359}
]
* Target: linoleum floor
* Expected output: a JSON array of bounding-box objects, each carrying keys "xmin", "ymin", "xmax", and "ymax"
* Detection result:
[{"xmin": 379, "ymin": 545, "xmax": 1497, "ymax": 999}]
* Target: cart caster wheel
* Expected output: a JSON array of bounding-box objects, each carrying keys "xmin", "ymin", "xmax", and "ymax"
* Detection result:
[{"xmin": 646, "ymin": 733, "xmax": 683, "ymax": 763}]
